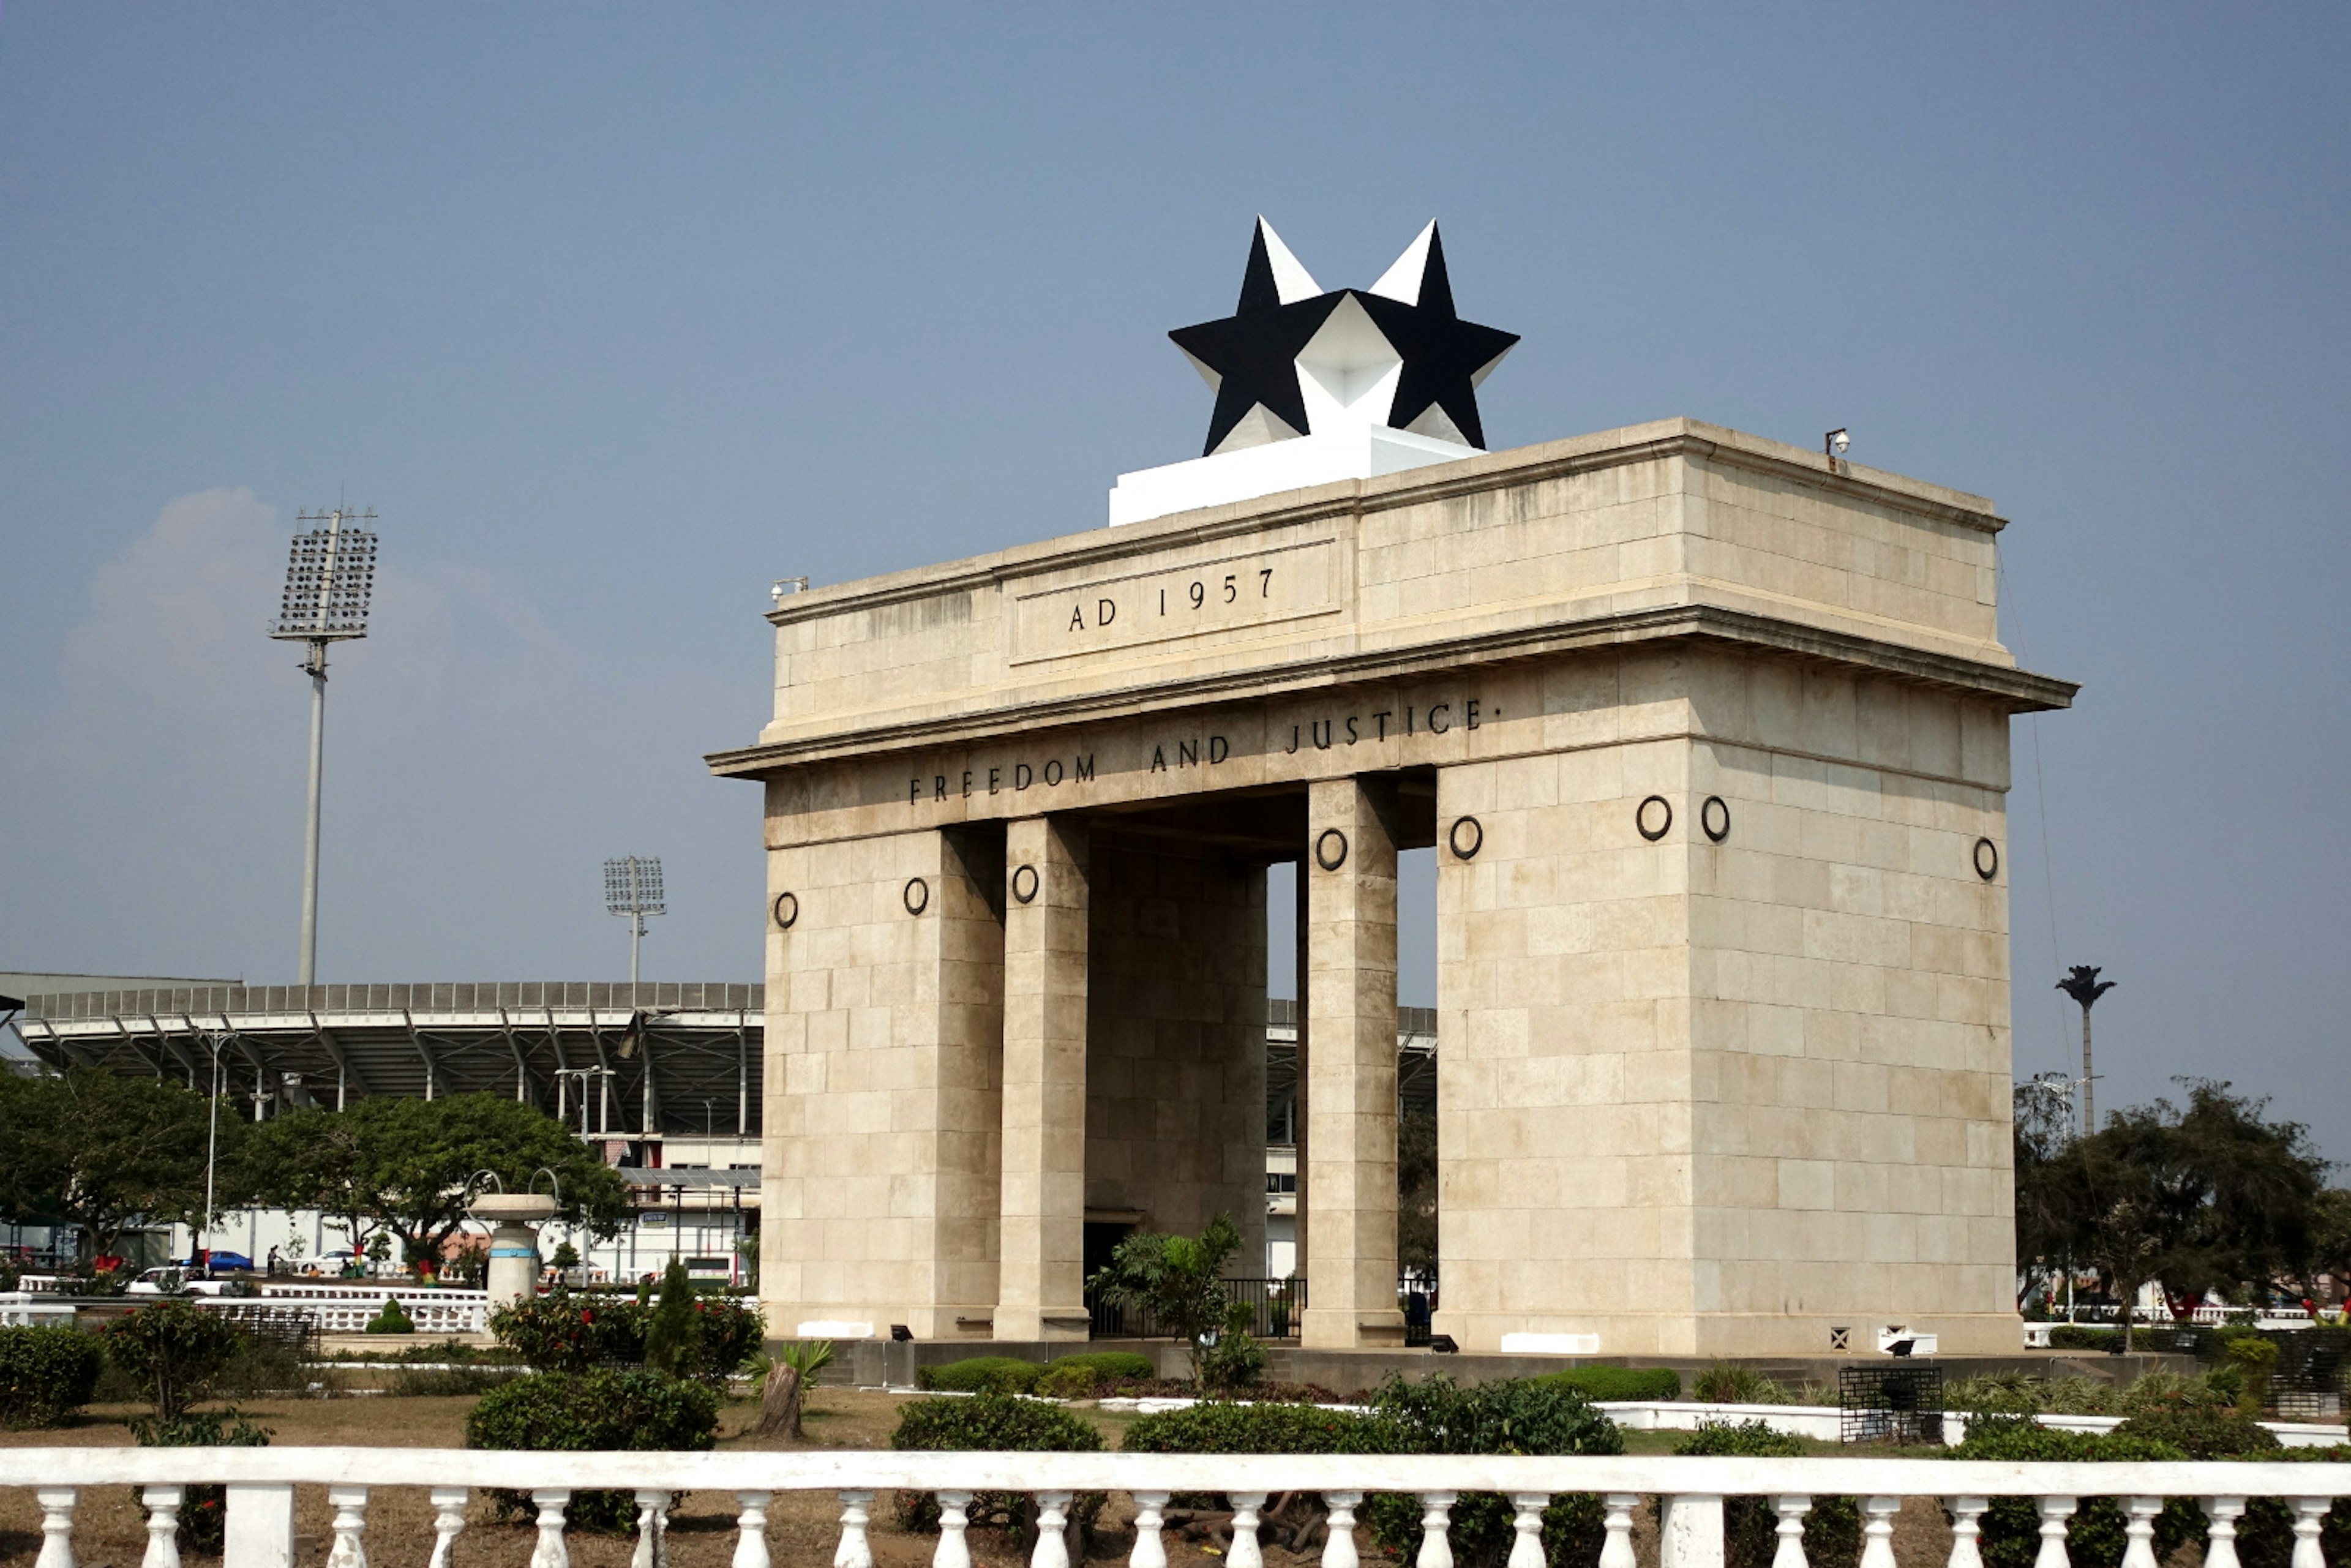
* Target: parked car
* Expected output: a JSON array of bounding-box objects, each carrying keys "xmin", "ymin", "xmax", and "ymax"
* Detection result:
[
  {"xmin": 126, "ymin": 1267, "xmax": 231, "ymax": 1296},
  {"xmin": 179, "ymin": 1250, "xmax": 255, "ymax": 1272}
]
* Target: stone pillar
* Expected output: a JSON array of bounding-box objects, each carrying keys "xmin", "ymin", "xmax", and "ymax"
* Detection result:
[
  {"xmin": 1301, "ymin": 776, "xmax": 1404, "ymax": 1348},
  {"xmin": 997, "ymin": 816, "xmax": 1091, "ymax": 1341},
  {"xmin": 472, "ymin": 1195, "xmax": 556, "ymax": 1306}
]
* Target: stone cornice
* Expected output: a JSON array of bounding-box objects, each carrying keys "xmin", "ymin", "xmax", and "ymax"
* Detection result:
[
  {"xmin": 705, "ymin": 602, "xmax": 2076, "ymax": 779},
  {"xmin": 759, "ymin": 420, "xmax": 2005, "ymax": 629}
]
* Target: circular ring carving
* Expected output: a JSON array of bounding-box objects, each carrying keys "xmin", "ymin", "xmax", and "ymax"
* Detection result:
[
  {"xmin": 771, "ymin": 891, "xmax": 799, "ymax": 930},
  {"xmin": 1448, "ymin": 815, "xmax": 1484, "ymax": 860},
  {"xmin": 1011, "ymin": 864, "xmax": 1040, "ymax": 905},
  {"xmin": 1314, "ymin": 828, "xmax": 1349, "ymax": 872},
  {"xmin": 1973, "ymin": 837, "xmax": 2000, "ymax": 881},
  {"xmin": 1636, "ymin": 795, "xmax": 1673, "ymax": 842},
  {"xmin": 1701, "ymin": 796, "xmax": 1731, "ymax": 844},
  {"xmin": 903, "ymin": 876, "xmax": 930, "ymax": 915}
]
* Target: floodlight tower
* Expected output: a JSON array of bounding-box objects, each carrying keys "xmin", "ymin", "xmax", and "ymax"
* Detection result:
[
  {"xmin": 604, "ymin": 855, "xmax": 665, "ymax": 986},
  {"xmin": 269, "ymin": 506, "xmax": 378, "ymax": 987}
]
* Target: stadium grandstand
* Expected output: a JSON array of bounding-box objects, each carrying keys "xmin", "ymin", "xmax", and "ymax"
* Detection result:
[{"xmin": 3, "ymin": 978, "xmax": 1436, "ymax": 1281}]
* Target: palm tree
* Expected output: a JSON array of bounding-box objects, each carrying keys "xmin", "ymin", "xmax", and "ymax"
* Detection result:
[{"xmin": 2055, "ymin": 966, "xmax": 2118, "ymax": 1135}]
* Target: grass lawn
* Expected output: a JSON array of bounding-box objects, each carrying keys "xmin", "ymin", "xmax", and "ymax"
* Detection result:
[{"xmin": 0, "ymin": 1389, "xmax": 1967, "ymax": 1568}]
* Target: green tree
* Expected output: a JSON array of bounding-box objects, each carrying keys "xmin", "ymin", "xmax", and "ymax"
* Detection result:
[
  {"xmin": 0, "ymin": 1068, "xmax": 241, "ymax": 1264},
  {"xmin": 2038, "ymin": 1081, "xmax": 2328, "ymax": 1346},
  {"xmin": 1087, "ymin": 1212, "xmax": 1247, "ymax": 1387},
  {"xmin": 2302, "ymin": 1188, "xmax": 2351, "ymax": 1308},
  {"xmin": 642, "ymin": 1256, "xmax": 700, "ymax": 1378},
  {"xmin": 2012, "ymin": 1080, "xmax": 2079, "ymax": 1310},
  {"xmin": 241, "ymin": 1094, "xmax": 629, "ymax": 1268}
]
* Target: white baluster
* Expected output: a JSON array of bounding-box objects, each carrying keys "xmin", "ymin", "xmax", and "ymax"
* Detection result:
[
  {"xmin": 2200, "ymin": 1498, "xmax": 2247, "ymax": 1568},
  {"xmin": 1860, "ymin": 1498, "xmax": 1900, "ymax": 1568},
  {"xmin": 2034, "ymin": 1497, "xmax": 2077, "ymax": 1568},
  {"xmin": 1772, "ymin": 1497, "xmax": 1812, "ymax": 1568},
  {"xmin": 632, "ymin": 1490, "xmax": 670, "ymax": 1568},
  {"xmin": 1507, "ymin": 1493, "xmax": 1549, "ymax": 1568},
  {"xmin": 1417, "ymin": 1492, "xmax": 1458, "ymax": 1568},
  {"xmin": 140, "ymin": 1485, "xmax": 183, "ymax": 1568},
  {"xmin": 1033, "ymin": 1491, "xmax": 1075, "ymax": 1568},
  {"xmin": 935, "ymin": 1490, "xmax": 974, "ymax": 1568},
  {"xmin": 1600, "ymin": 1495, "xmax": 1640, "ymax": 1568},
  {"xmin": 1133, "ymin": 1490, "xmax": 1171, "ymax": 1568},
  {"xmin": 1662, "ymin": 1495, "xmax": 1726, "ymax": 1568},
  {"xmin": 2122, "ymin": 1498, "xmax": 2162, "ymax": 1568},
  {"xmin": 1947, "ymin": 1497, "xmax": 1989, "ymax": 1568},
  {"xmin": 836, "ymin": 1490, "xmax": 876, "ymax": 1568},
  {"xmin": 34, "ymin": 1486, "xmax": 77, "ymax": 1568},
  {"xmin": 734, "ymin": 1492, "xmax": 773, "ymax": 1568},
  {"xmin": 2289, "ymin": 1499, "xmax": 2328, "ymax": 1568},
  {"xmin": 1228, "ymin": 1493, "xmax": 1267, "ymax": 1568},
  {"xmin": 530, "ymin": 1489, "xmax": 571, "ymax": 1568},
  {"xmin": 326, "ymin": 1487, "xmax": 370, "ymax": 1568},
  {"xmin": 428, "ymin": 1488, "xmax": 468, "ymax": 1568},
  {"xmin": 1322, "ymin": 1491, "xmax": 1362, "ymax": 1568}
]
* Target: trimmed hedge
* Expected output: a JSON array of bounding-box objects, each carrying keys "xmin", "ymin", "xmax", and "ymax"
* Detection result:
[
  {"xmin": 917, "ymin": 1356, "xmax": 1044, "ymax": 1394},
  {"xmin": 2113, "ymin": 1406, "xmax": 2278, "ymax": 1459},
  {"xmin": 1361, "ymin": 1375, "xmax": 1622, "ymax": 1568},
  {"xmin": 0, "ymin": 1326, "xmax": 102, "ymax": 1428},
  {"xmin": 1946, "ymin": 1417, "xmax": 2197, "ymax": 1568},
  {"xmin": 891, "ymin": 1394, "xmax": 1105, "ymax": 1548},
  {"xmin": 1534, "ymin": 1366, "xmax": 1682, "ymax": 1402},
  {"xmin": 463, "ymin": 1370, "xmax": 718, "ymax": 1532},
  {"xmin": 364, "ymin": 1296, "xmax": 414, "ymax": 1334},
  {"xmin": 1123, "ymin": 1398, "xmax": 1385, "ymax": 1456},
  {"xmin": 1665, "ymin": 1422, "xmax": 1859, "ymax": 1568}
]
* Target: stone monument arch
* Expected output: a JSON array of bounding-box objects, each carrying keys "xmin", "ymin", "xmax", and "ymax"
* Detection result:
[{"xmin": 710, "ymin": 224, "xmax": 2074, "ymax": 1358}]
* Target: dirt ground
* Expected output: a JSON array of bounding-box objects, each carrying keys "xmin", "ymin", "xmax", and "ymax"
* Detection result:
[{"xmin": 0, "ymin": 1392, "xmax": 1967, "ymax": 1568}]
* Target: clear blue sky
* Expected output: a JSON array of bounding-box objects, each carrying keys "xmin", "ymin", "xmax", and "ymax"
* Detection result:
[{"xmin": 2, "ymin": 6, "xmax": 2344, "ymax": 1156}]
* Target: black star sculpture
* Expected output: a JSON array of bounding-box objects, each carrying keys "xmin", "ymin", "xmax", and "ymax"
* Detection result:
[{"xmin": 1168, "ymin": 218, "xmax": 1520, "ymax": 457}]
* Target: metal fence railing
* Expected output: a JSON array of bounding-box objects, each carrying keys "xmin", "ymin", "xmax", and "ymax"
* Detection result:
[{"xmin": 1087, "ymin": 1277, "xmax": 1307, "ymax": 1341}]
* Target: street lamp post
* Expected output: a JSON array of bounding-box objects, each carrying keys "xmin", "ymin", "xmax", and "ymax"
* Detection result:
[{"xmin": 2056, "ymin": 966, "xmax": 2118, "ymax": 1136}]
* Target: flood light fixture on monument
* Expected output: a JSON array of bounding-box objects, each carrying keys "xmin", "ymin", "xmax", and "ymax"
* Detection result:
[
  {"xmin": 711, "ymin": 217, "xmax": 2079, "ymax": 1359},
  {"xmin": 269, "ymin": 505, "xmax": 378, "ymax": 986}
]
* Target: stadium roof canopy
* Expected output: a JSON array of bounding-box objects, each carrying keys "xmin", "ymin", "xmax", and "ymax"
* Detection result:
[
  {"xmin": 13, "ymin": 983, "xmax": 762, "ymax": 1138},
  {"xmin": 13, "ymin": 985, "xmax": 1439, "ymax": 1145}
]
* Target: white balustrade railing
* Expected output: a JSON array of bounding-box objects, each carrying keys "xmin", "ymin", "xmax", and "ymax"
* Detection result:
[
  {"xmin": 246, "ymin": 1283, "xmax": 492, "ymax": 1335},
  {"xmin": 1, "ymin": 1450, "xmax": 2344, "ymax": 1568}
]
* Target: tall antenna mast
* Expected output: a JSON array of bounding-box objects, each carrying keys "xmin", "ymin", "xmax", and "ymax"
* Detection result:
[
  {"xmin": 604, "ymin": 855, "xmax": 666, "ymax": 986},
  {"xmin": 270, "ymin": 506, "xmax": 379, "ymax": 986}
]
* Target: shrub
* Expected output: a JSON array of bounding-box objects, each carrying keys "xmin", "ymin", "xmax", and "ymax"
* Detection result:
[
  {"xmin": 684, "ymin": 1294, "xmax": 765, "ymax": 1386},
  {"xmin": 364, "ymin": 1296, "xmax": 414, "ymax": 1335},
  {"xmin": 918, "ymin": 1356, "xmax": 1043, "ymax": 1394},
  {"xmin": 2047, "ymin": 1325, "xmax": 2123, "ymax": 1352},
  {"xmin": 2223, "ymin": 1334, "xmax": 2281, "ymax": 1414},
  {"xmin": 1945, "ymin": 1417, "xmax": 2197, "ymax": 1568},
  {"xmin": 102, "ymin": 1300, "xmax": 246, "ymax": 1419},
  {"xmin": 892, "ymin": 1394, "xmax": 1105, "ymax": 1550},
  {"xmin": 0, "ymin": 1326, "xmax": 102, "ymax": 1427},
  {"xmin": 1034, "ymin": 1350, "xmax": 1158, "ymax": 1398},
  {"xmin": 2113, "ymin": 1405, "xmax": 2277, "ymax": 1459},
  {"xmin": 1532, "ymin": 1366, "xmax": 1681, "ymax": 1402},
  {"xmin": 489, "ymin": 1288, "xmax": 639, "ymax": 1373},
  {"xmin": 1199, "ymin": 1321, "xmax": 1267, "ymax": 1390},
  {"xmin": 464, "ymin": 1370, "xmax": 718, "ymax": 1532},
  {"xmin": 1361, "ymin": 1375, "xmax": 1622, "ymax": 1568},
  {"xmin": 1123, "ymin": 1398, "xmax": 1386, "ymax": 1456},
  {"xmin": 1665, "ymin": 1422, "xmax": 1859, "ymax": 1568},
  {"xmin": 129, "ymin": 1406, "xmax": 271, "ymax": 1553},
  {"xmin": 642, "ymin": 1258, "xmax": 700, "ymax": 1378},
  {"xmin": 2229, "ymin": 1447, "xmax": 2351, "ymax": 1568},
  {"xmin": 1692, "ymin": 1362, "xmax": 1794, "ymax": 1405}
]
